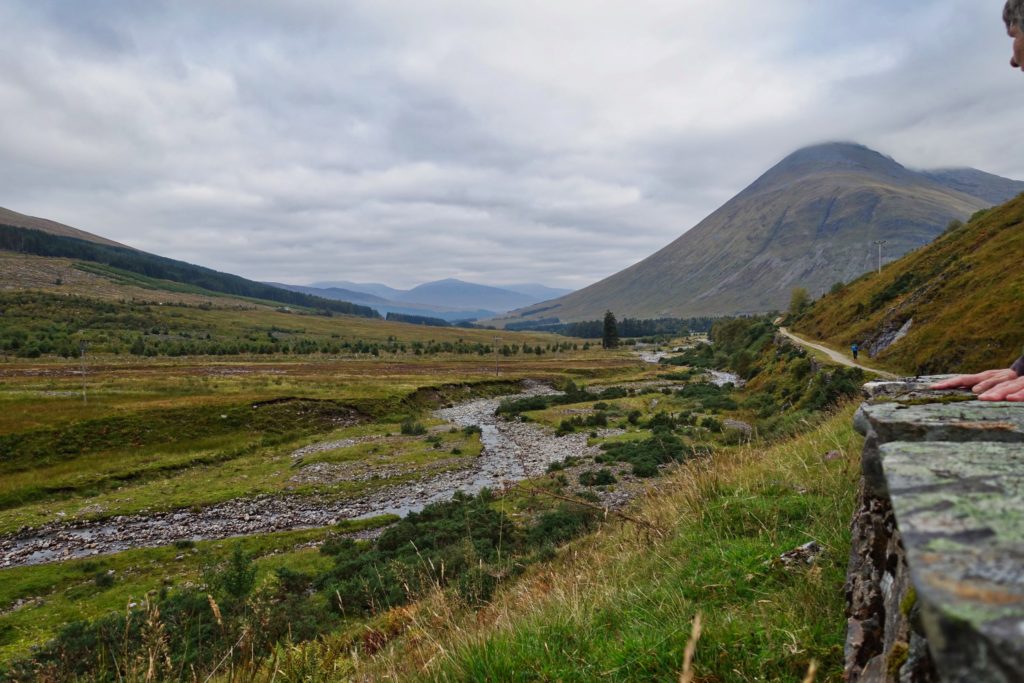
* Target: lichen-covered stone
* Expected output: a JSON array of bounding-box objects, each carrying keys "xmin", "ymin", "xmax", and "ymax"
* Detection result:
[
  {"xmin": 846, "ymin": 384, "xmax": 1024, "ymax": 682},
  {"xmin": 880, "ymin": 441, "xmax": 1024, "ymax": 683},
  {"xmin": 862, "ymin": 401, "xmax": 1024, "ymax": 445},
  {"xmin": 862, "ymin": 377, "xmax": 960, "ymax": 400}
]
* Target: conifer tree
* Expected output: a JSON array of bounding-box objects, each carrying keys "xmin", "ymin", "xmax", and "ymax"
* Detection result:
[{"xmin": 602, "ymin": 310, "xmax": 619, "ymax": 349}]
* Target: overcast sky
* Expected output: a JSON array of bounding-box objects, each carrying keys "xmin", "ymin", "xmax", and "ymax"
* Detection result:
[{"xmin": 2, "ymin": 1, "xmax": 1022, "ymax": 290}]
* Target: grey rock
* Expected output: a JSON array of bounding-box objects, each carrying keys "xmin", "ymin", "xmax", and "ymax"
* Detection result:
[
  {"xmin": 861, "ymin": 401, "xmax": 1024, "ymax": 445},
  {"xmin": 862, "ymin": 376, "xmax": 965, "ymax": 400},
  {"xmin": 868, "ymin": 318, "xmax": 914, "ymax": 358},
  {"xmin": 881, "ymin": 441, "xmax": 1024, "ymax": 683}
]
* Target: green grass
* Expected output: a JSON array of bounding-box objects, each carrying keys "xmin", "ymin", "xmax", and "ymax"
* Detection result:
[
  {"xmin": 0, "ymin": 417, "xmax": 485, "ymax": 536},
  {"xmin": 342, "ymin": 404, "xmax": 861, "ymax": 682},
  {"xmin": 0, "ymin": 304, "xmax": 867, "ymax": 681},
  {"xmin": 0, "ymin": 516, "xmax": 395, "ymax": 662}
]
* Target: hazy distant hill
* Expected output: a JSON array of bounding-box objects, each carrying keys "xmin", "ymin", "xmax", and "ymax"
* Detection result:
[
  {"xmin": 396, "ymin": 279, "xmax": 535, "ymax": 311},
  {"xmin": 273, "ymin": 282, "xmax": 497, "ymax": 322},
  {"xmin": 793, "ymin": 193, "xmax": 1024, "ymax": 374},
  {"xmin": 496, "ymin": 143, "xmax": 1024, "ymax": 323},
  {"xmin": 310, "ymin": 278, "xmax": 572, "ymax": 316},
  {"xmin": 269, "ymin": 283, "xmax": 391, "ymax": 305},
  {"xmin": 313, "ymin": 281, "xmax": 406, "ymax": 301}
]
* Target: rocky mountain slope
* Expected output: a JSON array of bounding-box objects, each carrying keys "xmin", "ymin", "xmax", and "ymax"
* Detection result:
[
  {"xmin": 495, "ymin": 143, "xmax": 1024, "ymax": 323},
  {"xmin": 793, "ymin": 192, "xmax": 1024, "ymax": 374}
]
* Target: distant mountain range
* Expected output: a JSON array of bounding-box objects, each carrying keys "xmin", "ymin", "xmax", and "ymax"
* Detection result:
[
  {"xmin": 495, "ymin": 142, "xmax": 1024, "ymax": 324},
  {"xmin": 299, "ymin": 278, "xmax": 574, "ymax": 321},
  {"xmin": 268, "ymin": 282, "xmax": 498, "ymax": 322},
  {"xmin": 0, "ymin": 204, "xmax": 572, "ymax": 323}
]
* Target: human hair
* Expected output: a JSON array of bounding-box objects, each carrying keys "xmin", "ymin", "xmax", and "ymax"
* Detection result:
[{"xmin": 1005, "ymin": 0, "xmax": 1024, "ymax": 30}]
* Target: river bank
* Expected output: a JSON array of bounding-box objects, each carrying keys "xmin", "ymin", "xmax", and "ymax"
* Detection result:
[{"xmin": 0, "ymin": 381, "xmax": 622, "ymax": 567}]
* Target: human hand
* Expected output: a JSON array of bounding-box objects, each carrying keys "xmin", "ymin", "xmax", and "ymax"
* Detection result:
[
  {"xmin": 979, "ymin": 376, "xmax": 1024, "ymax": 402},
  {"xmin": 930, "ymin": 368, "xmax": 1018, "ymax": 393}
]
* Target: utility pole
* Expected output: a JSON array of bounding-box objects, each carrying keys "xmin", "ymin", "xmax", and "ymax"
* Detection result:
[
  {"xmin": 873, "ymin": 240, "xmax": 887, "ymax": 274},
  {"xmin": 79, "ymin": 341, "xmax": 88, "ymax": 404},
  {"xmin": 493, "ymin": 336, "xmax": 502, "ymax": 376}
]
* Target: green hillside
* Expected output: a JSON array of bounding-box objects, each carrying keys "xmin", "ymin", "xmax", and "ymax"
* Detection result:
[
  {"xmin": 793, "ymin": 193, "xmax": 1024, "ymax": 374},
  {"xmin": 0, "ymin": 206, "xmax": 129, "ymax": 249},
  {"xmin": 0, "ymin": 224, "xmax": 379, "ymax": 319}
]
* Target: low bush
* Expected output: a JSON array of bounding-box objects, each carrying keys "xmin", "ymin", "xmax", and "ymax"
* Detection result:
[
  {"xmin": 597, "ymin": 431, "xmax": 689, "ymax": 478},
  {"xmin": 400, "ymin": 419, "xmax": 427, "ymax": 436},
  {"xmin": 578, "ymin": 469, "xmax": 617, "ymax": 486}
]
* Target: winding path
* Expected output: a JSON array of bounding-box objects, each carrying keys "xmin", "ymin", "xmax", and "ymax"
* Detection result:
[{"xmin": 778, "ymin": 327, "xmax": 897, "ymax": 379}]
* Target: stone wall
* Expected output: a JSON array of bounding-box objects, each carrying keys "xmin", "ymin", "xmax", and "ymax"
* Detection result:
[{"xmin": 845, "ymin": 378, "xmax": 1024, "ymax": 682}]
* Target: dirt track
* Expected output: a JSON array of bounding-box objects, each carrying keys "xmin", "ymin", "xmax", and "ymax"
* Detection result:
[{"xmin": 778, "ymin": 328, "xmax": 897, "ymax": 379}]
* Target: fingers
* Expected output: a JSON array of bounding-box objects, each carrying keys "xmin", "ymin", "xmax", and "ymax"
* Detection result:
[
  {"xmin": 930, "ymin": 374, "xmax": 979, "ymax": 389},
  {"xmin": 931, "ymin": 368, "xmax": 1017, "ymax": 390},
  {"xmin": 972, "ymin": 369, "xmax": 1019, "ymax": 394},
  {"xmin": 979, "ymin": 377, "xmax": 1024, "ymax": 401}
]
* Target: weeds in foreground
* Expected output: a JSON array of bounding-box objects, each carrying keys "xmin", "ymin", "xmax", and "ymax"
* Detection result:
[{"xmin": 223, "ymin": 403, "xmax": 861, "ymax": 682}]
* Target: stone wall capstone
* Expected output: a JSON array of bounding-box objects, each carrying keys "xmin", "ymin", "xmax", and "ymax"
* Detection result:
[{"xmin": 845, "ymin": 377, "xmax": 1024, "ymax": 683}]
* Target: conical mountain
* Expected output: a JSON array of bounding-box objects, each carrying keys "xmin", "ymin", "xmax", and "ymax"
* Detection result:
[{"xmin": 498, "ymin": 143, "xmax": 1024, "ymax": 323}]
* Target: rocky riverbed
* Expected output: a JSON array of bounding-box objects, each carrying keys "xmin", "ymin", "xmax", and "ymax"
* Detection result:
[
  {"xmin": 633, "ymin": 347, "xmax": 743, "ymax": 387},
  {"xmin": 0, "ymin": 381, "xmax": 625, "ymax": 568}
]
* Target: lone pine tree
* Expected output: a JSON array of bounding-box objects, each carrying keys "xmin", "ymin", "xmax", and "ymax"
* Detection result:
[{"xmin": 602, "ymin": 310, "xmax": 619, "ymax": 349}]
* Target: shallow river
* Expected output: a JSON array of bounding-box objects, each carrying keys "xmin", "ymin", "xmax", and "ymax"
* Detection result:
[
  {"xmin": 634, "ymin": 349, "xmax": 743, "ymax": 387},
  {"xmin": 0, "ymin": 382, "xmax": 599, "ymax": 568}
]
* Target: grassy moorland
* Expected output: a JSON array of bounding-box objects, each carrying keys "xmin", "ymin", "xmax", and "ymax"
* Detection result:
[
  {"xmin": 0, "ymin": 345, "xmax": 648, "ymax": 669},
  {"xmin": 0, "ymin": 251, "xmax": 871, "ymax": 681},
  {"xmin": 351, "ymin": 405, "xmax": 862, "ymax": 683},
  {"xmin": 793, "ymin": 193, "xmax": 1024, "ymax": 374},
  {"xmin": 0, "ymin": 310, "xmax": 870, "ymax": 682},
  {"xmin": 0, "ymin": 254, "xmax": 664, "ymax": 667},
  {"xmin": 0, "ymin": 353, "xmax": 644, "ymax": 528},
  {"xmin": 215, "ymin": 318, "xmax": 867, "ymax": 682}
]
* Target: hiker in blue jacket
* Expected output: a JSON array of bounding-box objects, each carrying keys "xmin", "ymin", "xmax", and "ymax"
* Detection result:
[{"xmin": 851, "ymin": 343, "xmax": 859, "ymax": 361}]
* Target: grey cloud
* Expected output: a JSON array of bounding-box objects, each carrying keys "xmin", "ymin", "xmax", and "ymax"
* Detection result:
[{"xmin": 1, "ymin": 1, "xmax": 1022, "ymax": 290}]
